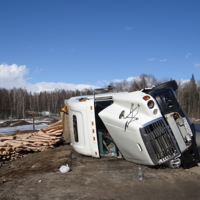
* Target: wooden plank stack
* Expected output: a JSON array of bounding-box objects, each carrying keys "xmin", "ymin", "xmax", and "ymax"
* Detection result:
[{"xmin": 0, "ymin": 120, "xmax": 64, "ymax": 161}]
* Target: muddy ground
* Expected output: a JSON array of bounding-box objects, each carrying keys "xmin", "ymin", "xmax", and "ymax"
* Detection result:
[{"xmin": 0, "ymin": 142, "xmax": 200, "ymax": 200}]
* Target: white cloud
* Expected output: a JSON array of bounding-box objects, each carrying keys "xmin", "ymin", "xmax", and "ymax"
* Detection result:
[
  {"xmin": 176, "ymin": 79, "xmax": 190, "ymax": 87},
  {"xmin": 27, "ymin": 82, "xmax": 97, "ymax": 93},
  {"xmin": 160, "ymin": 59, "xmax": 167, "ymax": 62},
  {"xmin": 194, "ymin": 63, "xmax": 200, "ymax": 68},
  {"xmin": 96, "ymin": 80, "xmax": 110, "ymax": 86},
  {"xmin": 111, "ymin": 79, "xmax": 124, "ymax": 83},
  {"xmin": 0, "ymin": 63, "xmax": 29, "ymax": 88},
  {"xmin": 1, "ymin": 63, "xmax": 192, "ymax": 94},
  {"xmin": 148, "ymin": 58, "xmax": 155, "ymax": 61},
  {"xmin": 111, "ymin": 76, "xmax": 140, "ymax": 83},
  {"xmin": 185, "ymin": 53, "xmax": 191, "ymax": 58},
  {"xmin": 0, "ymin": 63, "xmax": 28, "ymax": 79},
  {"xmin": 0, "ymin": 63, "xmax": 98, "ymax": 93},
  {"xmin": 33, "ymin": 67, "xmax": 43, "ymax": 73},
  {"xmin": 126, "ymin": 76, "xmax": 140, "ymax": 82},
  {"xmin": 125, "ymin": 27, "xmax": 132, "ymax": 30}
]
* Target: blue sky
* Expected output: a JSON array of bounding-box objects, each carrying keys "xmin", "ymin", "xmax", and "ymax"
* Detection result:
[{"xmin": 1, "ymin": 0, "xmax": 200, "ymax": 92}]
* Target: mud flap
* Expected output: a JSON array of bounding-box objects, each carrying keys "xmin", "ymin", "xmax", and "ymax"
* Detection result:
[{"xmin": 181, "ymin": 123, "xmax": 200, "ymax": 169}]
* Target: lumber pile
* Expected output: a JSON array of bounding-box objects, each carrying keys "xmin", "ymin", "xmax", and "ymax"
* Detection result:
[{"xmin": 0, "ymin": 120, "xmax": 64, "ymax": 161}]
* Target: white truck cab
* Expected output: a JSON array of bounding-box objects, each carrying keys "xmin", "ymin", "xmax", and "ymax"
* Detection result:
[{"xmin": 65, "ymin": 81, "xmax": 199, "ymax": 169}]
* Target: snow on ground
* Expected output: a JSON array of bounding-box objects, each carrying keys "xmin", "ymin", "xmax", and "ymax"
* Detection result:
[
  {"xmin": 0, "ymin": 124, "xmax": 49, "ymax": 134},
  {"xmin": 0, "ymin": 117, "xmax": 54, "ymax": 134},
  {"xmin": 26, "ymin": 119, "xmax": 52, "ymax": 124}
]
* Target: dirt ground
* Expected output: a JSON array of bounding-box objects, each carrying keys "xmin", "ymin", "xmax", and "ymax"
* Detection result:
[{"xmin": 0, "ymin": 143, "xmax": 200, "ymax": 200}]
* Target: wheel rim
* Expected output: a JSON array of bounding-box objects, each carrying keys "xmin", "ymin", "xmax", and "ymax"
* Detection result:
[{"xmin": 169, "ymin": 157, "xmax": 181, "ymax": 168}]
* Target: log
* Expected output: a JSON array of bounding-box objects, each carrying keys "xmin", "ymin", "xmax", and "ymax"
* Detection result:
[
  {"xmin": 0, "ymin": 119, "xmax": 64, "ymax": 161},
  {"xmin": 16, "ymin": 133, "xmax": 34, "ymax": 140},
  {"xmin": 0, "ymin": 142, "xmax": 9, "ymax": 147},
  {"xmin": 5, "ymin": 142, "xmax": 22, "ymax": 148},
  {"xmin": 5, "ymin": 140, "xmax": 23, "ymax": 144},
  {"xmin": 52, "ymin": 130, "xmax": 63, "ymax": 134},
  {"xmin": 0, "ymin": 147, "xmax": 12, "ymax": 151},
  {"xmin": 44, "ymin": 126, "xmax": 63, "ymax": 133},
  {"xmin": 31, "ymin": 134, "xmax": 53, "ymax": 139},
  {"xmin": 28, "ymin": 136, "xmax": 52, "ymax": 141},
  {"xmin": 43, "ymin": 131, "xmax": 62, "ymax": 136},
  {"xmin": 0, "ymin": 136, "xmax": 14, "ymax": 140},
  {"xmin": 43, "ymin": 121, "xmax": 62, "ymax": 130},
  {"xmin": 15, "ymin": 140, "xmax": 34, "ymax": 145},
  {"xmin": 40, "ymin": 132, "xmax": 63, "ymax": 137},
  {"xmin": 37, "ymin": 130, "xmax": 46, "ymax": 134}
]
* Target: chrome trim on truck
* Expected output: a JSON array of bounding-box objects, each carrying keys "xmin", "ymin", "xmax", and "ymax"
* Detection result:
[{"xmin": 140, "ymin": 119, "xmax": 180, "ymax": 165}]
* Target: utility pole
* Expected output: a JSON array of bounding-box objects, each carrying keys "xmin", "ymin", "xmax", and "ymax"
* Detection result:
[
  {"xmin": 26, "ymin": 111, "xmax": 35, "ymax": 130},
  {"xmin": 32, "ymin": 112, "xmax": 35, "ymax": 130}
]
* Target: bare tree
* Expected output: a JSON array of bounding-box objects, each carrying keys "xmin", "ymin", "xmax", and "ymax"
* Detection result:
[{"xmin": 1, "ymin": 74, "xmax": 200, "ymax": 119}]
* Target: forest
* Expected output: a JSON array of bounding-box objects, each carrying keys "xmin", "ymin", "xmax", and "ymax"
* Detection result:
[{"xmin": 0, "ymin": 74, "xmax": 200, "ymax": 120}]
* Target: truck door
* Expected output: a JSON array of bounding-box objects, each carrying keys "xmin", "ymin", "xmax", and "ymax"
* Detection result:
[{"xmin": 94, "ymin": 100, "xmax": 118, "ymax": 157}]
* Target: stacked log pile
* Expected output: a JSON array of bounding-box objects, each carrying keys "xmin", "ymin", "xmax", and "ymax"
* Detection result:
[{"xmin": 0, "ymin": 120, "xmax": 64, "ymax": 161}]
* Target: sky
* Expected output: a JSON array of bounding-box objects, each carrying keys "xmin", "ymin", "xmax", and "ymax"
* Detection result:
[{"xmin": 1, "ymin": 0, "xmax": 200, "ymax": 92}]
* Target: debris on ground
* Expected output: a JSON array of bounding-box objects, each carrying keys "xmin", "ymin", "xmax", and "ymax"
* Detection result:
[
  {"xmin": 59, "ymin": 164, "xmax": 70, "ymax": 173},
  {"xmin": 0, "ymin": 120, "xmax": 31, "ymax": 128}
]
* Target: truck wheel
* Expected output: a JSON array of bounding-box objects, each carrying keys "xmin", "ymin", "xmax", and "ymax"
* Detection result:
[
  {"xmin": 153, "ymin": 80, "xmax": 178, "ymax": 91},
  {"xmin": 168, "ymin": 157, "xmax": 181, "ymax": 169}
]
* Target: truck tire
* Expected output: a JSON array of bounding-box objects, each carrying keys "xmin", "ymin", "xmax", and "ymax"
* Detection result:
[
  {"xmin": 153, "ymin": 80, "xmax": 178, "ymax": 91},
  {"xmin": 168, "ymin": 157, "xmax": 182, "ymax": 168}
]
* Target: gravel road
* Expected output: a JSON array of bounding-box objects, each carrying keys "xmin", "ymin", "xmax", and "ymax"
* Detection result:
[{"xmin": 0, "ymin": 144, "xmax": 200, "ymax": 200}]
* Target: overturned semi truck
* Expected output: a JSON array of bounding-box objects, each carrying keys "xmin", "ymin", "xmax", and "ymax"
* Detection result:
[{"xmin": 64, "ymin": 80, "xmax": 200, "ymax": 169}]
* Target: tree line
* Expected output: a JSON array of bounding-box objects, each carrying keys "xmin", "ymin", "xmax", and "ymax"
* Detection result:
[{"xmin": 0, "ymin": 74, "xmax": 199, "ymax": 120}]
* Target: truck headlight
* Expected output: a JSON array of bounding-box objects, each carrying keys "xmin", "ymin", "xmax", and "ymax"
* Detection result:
[
  {"xmin": 153, "ymin": 109, "xmax": 158, "ymax": 115},
  {"xmin": 147, "ymin": 100, "xmax": 154, "ymax": 109}
]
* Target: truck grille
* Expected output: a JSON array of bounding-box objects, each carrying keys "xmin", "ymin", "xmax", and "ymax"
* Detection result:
[{"xmin": 141, "ymin": 119, "xmax": 180, "ymax": 164}]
